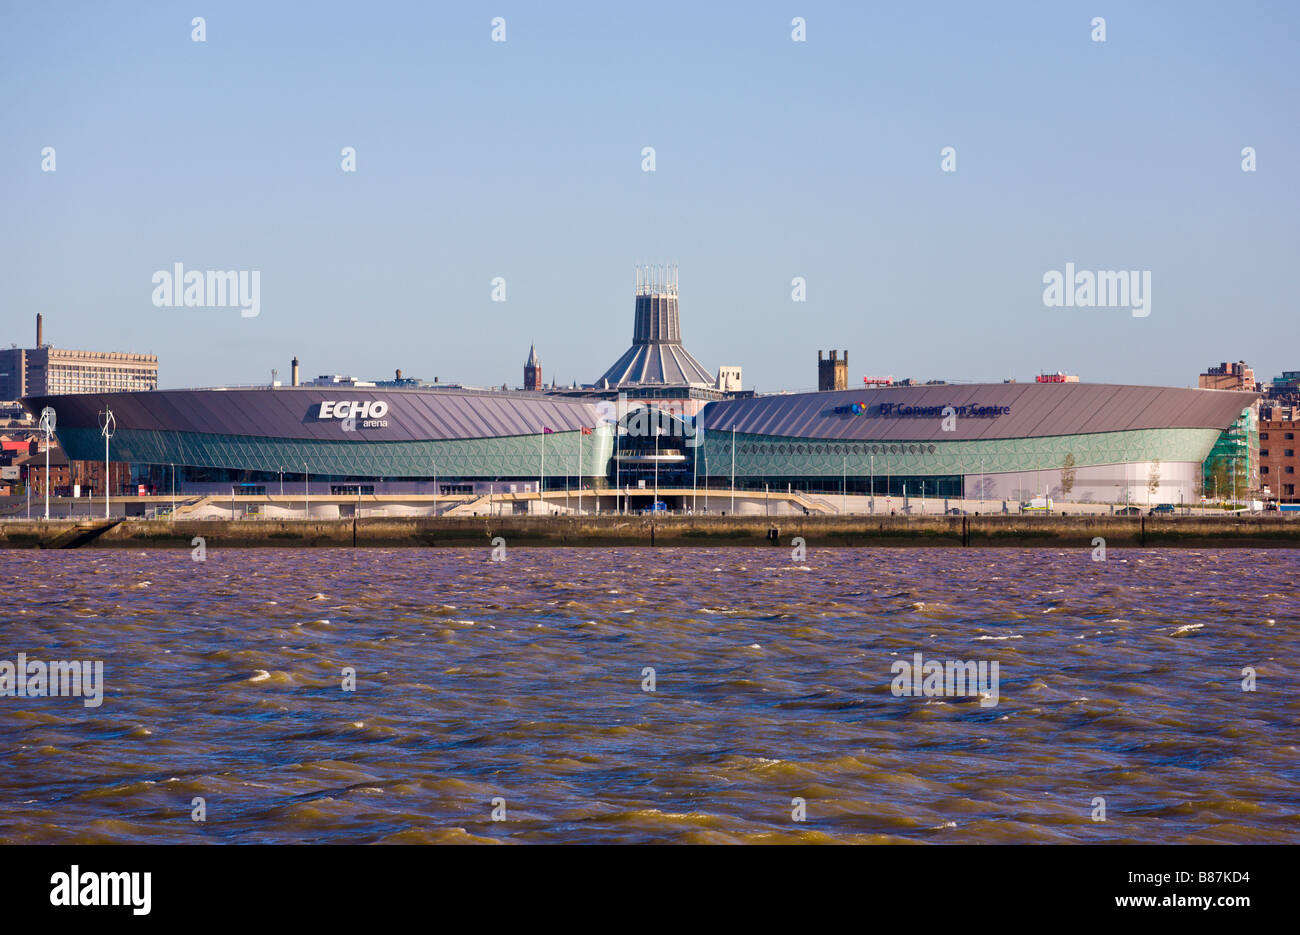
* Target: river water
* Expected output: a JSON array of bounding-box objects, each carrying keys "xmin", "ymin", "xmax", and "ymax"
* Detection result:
[{"xmin": 1, "ymin": 547, "xmax": 1296, "ymax": 843}]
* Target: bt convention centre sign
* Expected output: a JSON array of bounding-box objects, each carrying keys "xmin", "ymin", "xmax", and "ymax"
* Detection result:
[{"xmin": 833, "ymin": 401, "xmax": 1011, "ymax": 418}]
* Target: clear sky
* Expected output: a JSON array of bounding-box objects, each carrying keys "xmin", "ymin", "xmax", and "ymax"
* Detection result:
[{"xmin": 2, "ymin": 1, "xmax": 1296, "ymax": 392}]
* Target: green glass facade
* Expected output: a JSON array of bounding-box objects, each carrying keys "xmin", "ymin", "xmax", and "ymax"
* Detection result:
[
  {"xmin": 1202, "ymin": 409, "xmax": 1256, "ymax": 500},
  {"xmin": 56, "ymin": 425, "xmax": 614, "ymax": 485},
  {"xmin": 694, "ymin": 427, "xmax": 1225, "ymax": 476}
]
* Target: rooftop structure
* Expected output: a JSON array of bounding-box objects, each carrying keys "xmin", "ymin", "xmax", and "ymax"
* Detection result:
[{"xmin": 1199, "ymin": 361, "xmax": 1256, "ymax": 392}]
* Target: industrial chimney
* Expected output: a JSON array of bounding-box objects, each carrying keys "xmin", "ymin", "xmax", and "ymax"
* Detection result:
[
  {"xmin": 36, "ymin": 313, "xmax": 43, "ymax": 348},
  {"xmin": 291, "ymin": 356, "xmax": 300, "ymax": 387}
]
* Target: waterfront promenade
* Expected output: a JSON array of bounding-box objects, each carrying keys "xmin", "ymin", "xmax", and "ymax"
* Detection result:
[{"xmin": 2, "ymin": 512, "xmax": 1298, "ymax": 549}]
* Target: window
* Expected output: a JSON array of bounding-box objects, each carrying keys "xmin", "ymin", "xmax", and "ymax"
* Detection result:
[
  {"xmin": 1285, "ymin": 484, "xmax": 1296, "ymax": 495},
  {"xmin": 1287, "ymin": 450, "xmax": 1296, "ymax": 458},
  {"xmin": 1287, "ymin": 466, "xmax": 1296, "ymax": 474},
  {"xmin": 1261, "ymin": 466, "xmax": 1270, "ymax": 474},
  {"xmin": 1261, "ymin": 433, "xmax": 1269, "ymax": 440},
  {"xmin": 1287, "ymin": 433, "xmax": 1295, "ymax": 440},
  {"xmin": 1261, "ymin": 450, "xmax": 1269, "ymax": 457}
]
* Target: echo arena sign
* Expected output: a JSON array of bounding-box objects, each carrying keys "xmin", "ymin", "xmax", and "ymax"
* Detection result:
[{"xmin": 317, "ymin": 400, "xmax": 391, "ymax": 428}]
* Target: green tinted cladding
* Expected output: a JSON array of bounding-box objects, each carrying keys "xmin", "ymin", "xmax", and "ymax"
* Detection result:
[
  {"xmin": 695, "ymin": 427, "xmax": 1225, "ymax": 476},
  {"xmin": 56, "ymin": 423, "xmax": 1227, "ymax": 484},
  {"xmin": 55, "ymin": 426, "xmax": 614, "ymax": 479}
]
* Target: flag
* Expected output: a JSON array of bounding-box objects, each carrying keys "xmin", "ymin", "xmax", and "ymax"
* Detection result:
[
  {"xmin": 542, "ymin": 427, "xmax": 554, "ymax": 434},
  {"xmin": 580, "ymin": 426, "xmax": 592, "ymax": 435}
]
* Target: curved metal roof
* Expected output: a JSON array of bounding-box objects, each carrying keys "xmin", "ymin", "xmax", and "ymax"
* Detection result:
[
  {"xmin": 596, "ymin": 341, "xmax": 714, "ymax": 387},
  {"xmin": 22, "ymin": 387, "xmax": 604, "ymax": 443},
  {"xmin": 700, "ymin": 383, "xmax": 1258, "ymax": 441}
]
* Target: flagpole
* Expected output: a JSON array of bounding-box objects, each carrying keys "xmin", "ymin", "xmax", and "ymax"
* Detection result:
[
  {"xmin": 615, "ymin": 398, "xmax": 623, "ymax": 515},
  {"xmin": 730, "ymin": 426, "xmax": 736, "ymax": 515}
]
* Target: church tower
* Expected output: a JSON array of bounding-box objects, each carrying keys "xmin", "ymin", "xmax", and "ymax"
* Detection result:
[{"xmin": 524, "ymin": 343, "xmax": 542, "ymax": 391}]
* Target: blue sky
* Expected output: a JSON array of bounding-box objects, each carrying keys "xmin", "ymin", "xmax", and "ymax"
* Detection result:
[{"xmin": 2, "ymin": 1, "xmax": 1296, "ymax": 392}]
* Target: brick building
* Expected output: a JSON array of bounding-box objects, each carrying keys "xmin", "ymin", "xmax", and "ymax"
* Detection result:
[
  {"xmin": 1198, "ymin": 361, "xmax": 1257, "ymax": 392},
  {"xmin": 18, "ymin": 445, "xmax": 134, "ymax": 498},
  {"xmin": 1259, "ymin": 404, "xmax": 1300, "ymax": 502}
]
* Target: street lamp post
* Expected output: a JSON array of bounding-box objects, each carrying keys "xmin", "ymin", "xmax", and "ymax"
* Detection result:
[
  {"xmin": 99, "ymin": 408, "xmax": 115, "ymax": 518},
  {"xmin": 170, "ymin": 463, "xmax": 175, "ymax": 521},
  {"xmin": 702, "ymin": 433, "xmax": 709, "ymax": 514},
  {"xmin": 39, "ymin": 407, "xmax": 55, "ymax": 521},
  {"xmin": 692, "ymin": 427, "xmax": 697, "ymax": 514},
  {"xmin": 870, "ymin": 454, "xmax": 875, "ymax": 515},
  {"xmin": 304, "ymin": 462, "xmax": 309, "ymax": 517},
  {"xmin": 654, "ymin": 427, "xmax": 659, "ymax": 511}
]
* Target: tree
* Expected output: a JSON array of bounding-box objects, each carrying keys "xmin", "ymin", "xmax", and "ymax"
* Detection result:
[
  {"xmin": 1210, "ymin": 460, "xmax": 1230, "ymax": 503},
  {"xmin": 1060, "ymin": 453, "xmax": 1077, "ymax": 498},
  {"xmin": 1147, "ymin": 459, "xmax": 1161, "ymax": 504}
]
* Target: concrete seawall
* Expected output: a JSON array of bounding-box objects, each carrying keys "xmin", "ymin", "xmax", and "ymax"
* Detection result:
[{"xmin": 3, "ymin": 515, "xmax": 1300, "ymax": 549}]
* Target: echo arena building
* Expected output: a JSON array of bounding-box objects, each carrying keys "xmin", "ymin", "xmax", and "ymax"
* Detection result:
[{"xmin": 22, "ymin": 269, "xmax": 1257, "ymax": 512}]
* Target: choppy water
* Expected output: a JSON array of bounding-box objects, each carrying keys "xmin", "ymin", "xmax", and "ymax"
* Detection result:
[{"xmin": 1, "ymin": 547, "xmax": 1297, "ymax": 844}]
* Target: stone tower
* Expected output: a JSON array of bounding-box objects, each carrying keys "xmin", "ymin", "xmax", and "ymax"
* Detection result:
[{"xmin": 818, "ymin": 350, "xmax": 848, "ymax": 391}]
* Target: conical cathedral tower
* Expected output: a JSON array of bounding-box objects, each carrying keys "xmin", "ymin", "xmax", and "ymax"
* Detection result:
[{"xmin": 595, "ymin": 265, "xmax": 712, "ymax": 387}]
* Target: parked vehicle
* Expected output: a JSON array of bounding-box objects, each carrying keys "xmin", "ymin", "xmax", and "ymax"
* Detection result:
[
  {"xmin": 1022, "ymin": 496, "xmax": 1053, "ymax": 513},
  {"xmin": 1148, "ymin": 503, "xmax": 1175, "ymax": 515},
  {"xmin": 1116, "ymin": 506, "xmax": 1141, "ymax": 516}
]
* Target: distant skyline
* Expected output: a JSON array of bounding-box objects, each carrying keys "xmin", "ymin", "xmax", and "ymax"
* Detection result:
[{"xmin": 3, "ymin": 1, "xmax": 1297, "ymax": 393}]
